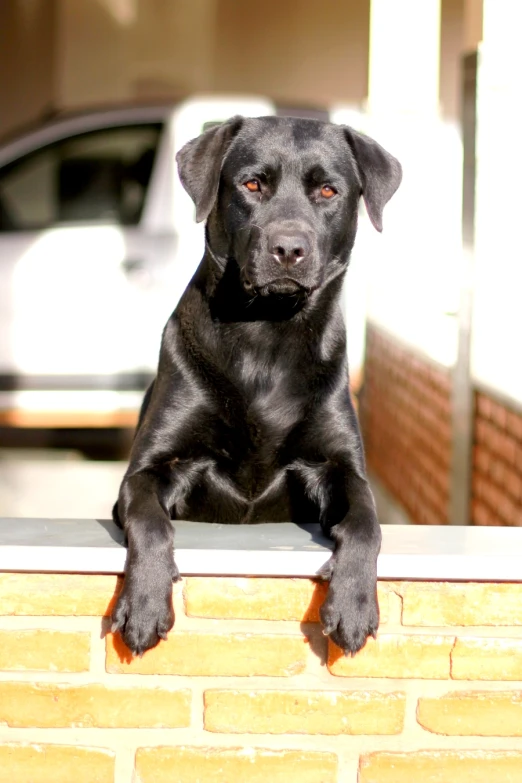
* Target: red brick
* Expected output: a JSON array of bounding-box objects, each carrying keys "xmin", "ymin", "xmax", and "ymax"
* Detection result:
[
  {"xmin": 503, "ymin": 466, "xmax": 522, "ymax": 500},
  {"xmin": 477, "ymin": 393, "xmax": 493, "ymax": 420},
  {"xmin": 507, "ymin": 410, "xmax": 522, "ymax": 442},
  {"xmin": 490, "ymin": 400, "xmax": 508, "ymax": 429},
  {"xmin": 497, "ymin": 432, "xmax": 516, "ymax": 465},
  {"xmin": 472, "ymin": 500, "xmax": 492, "ymax": 526}
]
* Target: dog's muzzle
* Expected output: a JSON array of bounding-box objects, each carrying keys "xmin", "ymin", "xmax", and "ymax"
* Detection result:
[{"xmin": 241, "ymin": 221, "xmax": 319, "ymax": 297}]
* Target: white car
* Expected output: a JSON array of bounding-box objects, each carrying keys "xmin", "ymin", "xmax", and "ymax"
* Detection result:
[{"xmin": 0, "ymin": 97, "xmax": 275, "ymax": 427}]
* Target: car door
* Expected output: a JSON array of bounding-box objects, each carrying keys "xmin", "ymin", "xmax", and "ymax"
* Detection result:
[{"xmin": 0, "ymin": 120, "xmax": 174, "ymax": 390}]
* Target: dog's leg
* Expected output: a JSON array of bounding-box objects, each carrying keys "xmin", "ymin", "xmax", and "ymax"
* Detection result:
[
  {"xmin": 111, "ymin": 353, "xmax": 206, "ymax": 656},
  {"xmin": 318, "ymin": 468, "xmax": 381, "ymax": 656},
  {"xmin": 111, "ymin": 466, "xmax": 179, "ymax": 656},
  {"xmin": 295, "ymin": 453, "xmax": 381, "ymax": 655}
]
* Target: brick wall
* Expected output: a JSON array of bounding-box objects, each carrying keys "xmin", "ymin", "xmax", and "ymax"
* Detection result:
[
  {"xmin": 361, "ymin": 325, "xmax": 452, "ymax": 524},
  {"xmin": 1, "ymin": 573, "xmax": 522, "ymax": 781},
  {"xmin": 472, "ymin": 391, "xmax": 522, "ymax": 526}
]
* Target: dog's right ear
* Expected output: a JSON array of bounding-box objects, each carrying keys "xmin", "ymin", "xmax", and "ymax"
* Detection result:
[{"xmin": 176, "ymin": 116, "xmax": 244, "ymax": 223}]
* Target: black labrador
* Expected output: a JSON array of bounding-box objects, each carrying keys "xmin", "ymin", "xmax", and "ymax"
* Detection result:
[{"xmin": 112, "ymin": 115, "xmax": 401, "ymax": 657}]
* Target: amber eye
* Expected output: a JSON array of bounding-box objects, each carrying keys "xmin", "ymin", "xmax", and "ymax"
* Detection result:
[
  {"xmin": 245, "ymin": 179, "xmax": 260, "ymax": 192},
  {"xmin": 320, "ymin": 185, "xmax": 336, "ymax": 198}
]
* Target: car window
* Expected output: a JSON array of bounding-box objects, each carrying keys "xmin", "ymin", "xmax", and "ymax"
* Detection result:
[{"xmin": 0, "ymin": 123, "xmax": 162, "ymax": 231}]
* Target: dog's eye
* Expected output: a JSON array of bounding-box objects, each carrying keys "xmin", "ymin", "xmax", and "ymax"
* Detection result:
[
  {"xmin": 320, "ymin": 185, "xmax": 337, "ymax": 199},
  {"xmin": 244, "ymin": 180, "xmax": 261, "ymax": 193}
]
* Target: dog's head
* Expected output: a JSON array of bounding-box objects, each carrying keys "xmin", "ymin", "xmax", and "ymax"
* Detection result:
[{"xmin": 177, "ymin": 116, "xmax": 401, "ymax": 298}]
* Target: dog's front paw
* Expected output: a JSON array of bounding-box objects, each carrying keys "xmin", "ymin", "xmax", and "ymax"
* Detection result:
[
  {"xmin": 319, "ymin": 557, "xmax": 379, "ymax": 656},
  {"xmin": 112, "ymin": 560, "xmax": 179, "ymax": 656}
]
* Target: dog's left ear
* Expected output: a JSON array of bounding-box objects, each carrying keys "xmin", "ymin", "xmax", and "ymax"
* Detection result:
[
  {"xmin": 344, "ymin": 127, "xmax": 402, "ymax": 232},
  {"xmin": 176, "ymin": 116, "xmax": 244, "ymax": 223}
]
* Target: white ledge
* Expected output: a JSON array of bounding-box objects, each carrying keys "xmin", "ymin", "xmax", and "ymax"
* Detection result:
[{"xmin": 0, "ymin": 519, "xmax": 521, "ymax": 581}]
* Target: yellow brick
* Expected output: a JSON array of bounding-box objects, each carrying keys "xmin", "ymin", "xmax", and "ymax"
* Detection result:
[
  {"xmin": 402, "ymin": 582, "xmax": 522, "ymax": 626},
  {"xmin": 106, "ymin": 631, "xmax": 307, "ymax": 676},
  {"xmin": 135, "ymin": 746, "xmax": 337, "ymax": 783},
  {"xmin": 0, "ymin": 573, "xmax": 121, "ymax": 616},
  {"xmin": 204, "ymin": 689, "xmax": 405, "ymax": 734},
  {"xmin": 0, "ymin": 682, "xmax": 191, "ymax": 728},
  {"xmin": 0, "ymin": 744, "xmax": 114, "ymax": 783},
  {"xmin": 451, "ymin": 637, "xmax": 522, "ymax": 680},
  {"xmin": 359, "ymin": 751, "xmax": 522, "ymax": 783},
  {"xmin": 0, "ymin": 630, "xmax": 90, "ymax": 672},
  {"xmin": 185, "ymin": 578, "xmax": 389, "ymax": 623},
  {"xmin": 328, "ymin": 634, "xmax": 453, "ymax": 678},
  {"xmin": 418, "ymin": 691, "xmax": 522, "ymax": 736},
  {"xmin": 185, "ymin": 577, "xmax": 328, "ymax": 621}
]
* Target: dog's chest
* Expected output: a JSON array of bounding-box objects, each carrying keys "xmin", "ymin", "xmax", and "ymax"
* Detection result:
[{"xmin": 232, "ymin": 344, "xmax": 306, "ymax": 433}]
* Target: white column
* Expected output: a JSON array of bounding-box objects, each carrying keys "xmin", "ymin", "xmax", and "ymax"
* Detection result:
[
  {"xmin": 471, "ymin": 1, "xmax": 522, "ymax": 403},
  {"xmin": 368, "ymin": 0, "xmax": 441, "ymax": 118},
  {"xmin": 364, "ymin": 0, "xmax": 462, "ymax": 368}
]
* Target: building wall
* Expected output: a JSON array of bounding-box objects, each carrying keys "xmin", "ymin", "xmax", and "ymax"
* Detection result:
[
  {"xmin": 1, "ymin": 571, "xmax": 522, "ymax": 781},
  {"xmin": 472, "ymin": 391, "xmax": 522, "ymax": 526},
  {"xmin": 0, "ymin": 0, "xmax": 57, "ymax": 139},
  {"xmin": 0, "ymin": 0, "xmax": 469, "ymax": 133},
  {"xmin": 56, "ymin": 0, "xmax": 217, "ymax": 108},
  {"xmin": 59, "ymin": 0, "xmax": 371, "ymax": 110},
  {"xmin": 362, "ymin": 325, "xmax": 522, "ymax": 528},
  {"xmin": 440, "ymin": 0, "xmax": 465, "ymax": 120},
  {"xmin": 362, "ymin": 325, "xmax": 452, "ymax": 525},
  {"xmin": 213, "ymin": 0, "xmax": 370, "ymax": 108},
  {"xmin": 0, "ymin": 0, "xmax": 373, "ymax": 143}
]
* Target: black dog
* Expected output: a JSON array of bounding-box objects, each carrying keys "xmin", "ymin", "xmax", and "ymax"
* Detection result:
[{"xmin": 112, "ymin": 115, "xmax": 401, "ymax": 657}]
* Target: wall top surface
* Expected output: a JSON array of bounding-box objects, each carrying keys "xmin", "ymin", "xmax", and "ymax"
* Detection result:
[{"xmin": 0, "ymin": 518, "xmax": 520, "ymax": 581}]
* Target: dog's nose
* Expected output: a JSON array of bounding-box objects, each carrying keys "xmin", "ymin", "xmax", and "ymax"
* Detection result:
[{"xmin": 268, "ymin": 231, "xmax": 311, "ymax": 267}]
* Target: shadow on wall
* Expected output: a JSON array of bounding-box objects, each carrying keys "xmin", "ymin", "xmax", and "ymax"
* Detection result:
[{"xmin": 105, "ymin": 577, "xmax": 337, "ymax": 667}]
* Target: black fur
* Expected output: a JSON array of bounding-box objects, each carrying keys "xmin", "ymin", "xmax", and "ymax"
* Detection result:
[{"xmin": 112, "ymin": 116, "xmax": 402, "ymax": 657}]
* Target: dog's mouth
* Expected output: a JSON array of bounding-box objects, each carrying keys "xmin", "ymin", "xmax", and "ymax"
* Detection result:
[{"xmin": 245, "ymin": 278, "xmax": 309, "ymax": 297}]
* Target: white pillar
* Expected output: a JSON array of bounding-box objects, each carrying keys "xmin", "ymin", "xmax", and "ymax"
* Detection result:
[
  {"xmin": 364, "ymin": 0, "xmax": 462, "ymax": 368},
  {"xmin": 471, "ymin": 1, "xmax": 522, "ymax": 402},
  {"xmin": 368, "ymin": 0, "xmax": 441, "ymax": 118}
]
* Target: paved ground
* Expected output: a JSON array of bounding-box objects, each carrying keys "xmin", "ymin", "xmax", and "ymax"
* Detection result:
[
  {"xmin": 0, "ymin": 451, "xmax": 410, "ymax": 524},
  {"xmin": 0, "ymin": 451, "xmax": 125, "ymax": 519}
]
